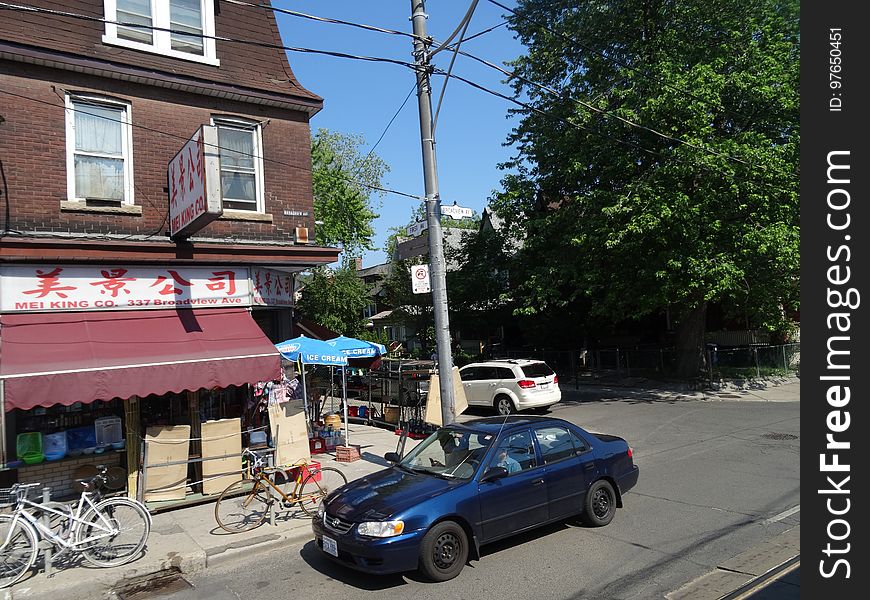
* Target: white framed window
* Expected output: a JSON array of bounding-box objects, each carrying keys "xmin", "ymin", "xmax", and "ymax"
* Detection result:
[
  {"xmin": 211, "ymin": 116, "xmax": 265, "ymax": 212},
  {"xmin": 65, "ymin": 95, "xmax": 135, "ymax": 205},
  {"xmin": 103, "ymin": 0, "xmax": 219, "ymax": 66}
]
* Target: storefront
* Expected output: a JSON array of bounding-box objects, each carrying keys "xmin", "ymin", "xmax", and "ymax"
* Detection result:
[{"xmin": 0, "ymin": 264, "xmax": 301, "ymax": 508}]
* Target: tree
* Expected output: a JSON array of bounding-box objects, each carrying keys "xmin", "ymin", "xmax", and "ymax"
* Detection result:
[
  {"xmin": 494, "ymin": 0, "xmax": 800, "ymax": 377},
  {"xmin": 301, "ymin": 129, "xmax": 388, "ymax": 335},
  {"xmin": 311, "ymin": 128, "xmax": 388, "ymax": 260},
  {"xmin": 297, "ymin": 265, "xmax": 371, "ymax": 337}
]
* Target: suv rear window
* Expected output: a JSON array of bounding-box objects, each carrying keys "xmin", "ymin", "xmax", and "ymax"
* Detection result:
[{"xmin": 521, "ymin": 362, "xmax": 554, "ymax": 378}]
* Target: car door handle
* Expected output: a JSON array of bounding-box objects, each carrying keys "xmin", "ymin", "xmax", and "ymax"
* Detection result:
[{"xmin": 531, "ymin": 479, "xmax": 545, "ymax": 486}]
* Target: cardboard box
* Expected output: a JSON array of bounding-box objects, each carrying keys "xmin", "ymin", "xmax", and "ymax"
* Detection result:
[
  {"xmin": 425, "ymin": 367, "xmax": 469, "ymax": 426},
  {"xmin": 200, "ymin": 418, "xmax": 242, "ymax": 495},
  {"xmin": 143, "ymin": 425, "xmax": 190, "ymax": 502},
  {"xmin": 268, "ymin": 398, "xmax": 311, "ymax": 467}
]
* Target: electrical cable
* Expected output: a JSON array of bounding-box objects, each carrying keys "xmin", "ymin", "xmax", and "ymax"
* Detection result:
[
  {"xmin": 0, "ymin": 88, "xmax": 426, "ymax": 203},
  {"xmin": 429, "ymin": 0, "xmax": 479, "ymax": 57},
  {"xmin": 353, "ymin": 84, "xmax": 418, "ymax": 180},
  {"xmin": 432, "ymin": 0, "xmax": 478, "ymax": 134},
  {"xmin": 486, "ymin": 0, "xmax": 760, "ymax": 124},
  {"xmin": 0, "ymin": 2, "xmax": 418, "ymax": 70}
]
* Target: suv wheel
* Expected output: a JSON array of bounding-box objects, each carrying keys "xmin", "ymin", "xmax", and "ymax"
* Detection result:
[{"xmin": 494, "ymin": 395, "xmax": 516, "ymax": 415}]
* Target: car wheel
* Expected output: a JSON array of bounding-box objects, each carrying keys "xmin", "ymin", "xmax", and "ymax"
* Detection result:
[
  {"xmin": 584, "ymin": 480, "xmax": 616, "ymax": 527},
  {"xmin": 494, "ymin": 395, "xmax": 516, "ymax": 416},
  {"xmin": 418, "ymin": 521, "xmax": 469, "ymax": 582}
]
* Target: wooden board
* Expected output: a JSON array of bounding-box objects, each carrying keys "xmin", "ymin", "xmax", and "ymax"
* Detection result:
[
  {"xmin": 425, "ymin": 367, "xmax": 469, "ymax": 426},
  {"xmin": 200, "ymin": 418, "xmax": 242, "ymax": 495},
  {"xmin": 143, "ymin": 425, "xmax": 190, "ymax": 502},
  {"xmin": 268, "ymin": 398, "xmax": 311, "ymax": 467}
]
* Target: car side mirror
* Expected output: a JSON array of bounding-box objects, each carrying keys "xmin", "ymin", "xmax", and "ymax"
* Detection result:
[
  {"xmin": 384, "ymin": 452, "xmax": 401, "ymax": 464},
  {"xmin": 480, "ymin": 466, "xmax": 508, "ymax": 483}
]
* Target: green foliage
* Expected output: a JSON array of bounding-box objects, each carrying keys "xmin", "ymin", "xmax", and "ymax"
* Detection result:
[
  {"xmin": 311, "ymin": 128, "xmax": 388, "ymax": 260},
  {"xmin": 495, "ymin": 0, "xmax": 799, "ymax": 373},
  {"xmin": 297, "ymin": 265, "xmax": 372, "ymax": 337}
]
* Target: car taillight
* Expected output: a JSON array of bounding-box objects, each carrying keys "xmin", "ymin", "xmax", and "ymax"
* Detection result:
[
  {"xmin": 517, "ymin": 379, "xmax": 536, "ymax": 389},
  {"xmin": 627, "ymin": 447, "xmax": 633, "ymax": 459},
  {"xmin": 553, "ymin": 375, "xmax": 558, "ymax": 384}
]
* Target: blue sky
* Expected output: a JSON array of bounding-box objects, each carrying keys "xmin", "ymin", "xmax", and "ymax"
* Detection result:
[{"xmin": 272, "ymin": 1, "xmax": 526, "ymax": 267}]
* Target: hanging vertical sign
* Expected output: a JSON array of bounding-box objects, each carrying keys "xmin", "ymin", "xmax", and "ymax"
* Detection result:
[
  {"xmin": 168, "ymin": 125, "xmax": 223, "ymax": 239},
  {"xmin": 411, "ymin": 264, "xmax": 431, "ymax": 294}
]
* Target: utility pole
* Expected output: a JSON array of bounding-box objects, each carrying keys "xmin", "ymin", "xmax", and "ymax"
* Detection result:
[{"xmin": 410, "ymin": 0, "xmax": 455, "ymax": 425}]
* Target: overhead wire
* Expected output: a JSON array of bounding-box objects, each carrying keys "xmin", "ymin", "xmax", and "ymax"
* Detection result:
[
  {"xmin": 0, "ymin": 88, "xmax": 425, "ymax": 203},
  {"xmin": 432, "ymin": 0, "xmax": 478, "ymax": 134},
  {"xmin": 1, "ymin": 1, "xmax": 795, "ymax": 196}
]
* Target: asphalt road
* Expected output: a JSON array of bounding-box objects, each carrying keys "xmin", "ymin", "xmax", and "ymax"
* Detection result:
[{"xmin": 152, "ymin": 389, "xmax": 800, "ymax": 600}]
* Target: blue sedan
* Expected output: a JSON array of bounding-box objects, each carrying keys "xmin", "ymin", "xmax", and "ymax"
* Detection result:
[{"xmin": 312, "ymin": 416, "xmax": 639, "ymax": 581}]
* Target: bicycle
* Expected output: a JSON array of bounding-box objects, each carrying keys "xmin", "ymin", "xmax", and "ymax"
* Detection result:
[
  {"xmin": 0, "ymin": 465, "xmax": 151, "ymax": 588},
  {"xmin": 214, "ymin": 448, "xmax": 347, "ymax": 533}
]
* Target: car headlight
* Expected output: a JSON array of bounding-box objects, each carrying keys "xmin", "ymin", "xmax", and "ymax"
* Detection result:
[
  {"xmin": 316, "ymin": 500, "xmax": 325, "ymax": 519},
  {"xmin": 357, "ymin": 520, "xmax": 405, "ymax": 538}
]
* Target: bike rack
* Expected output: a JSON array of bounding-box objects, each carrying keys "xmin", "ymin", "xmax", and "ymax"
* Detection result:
[{"xmin": 37, "ymin": 488, "xmax": 53, "ymax": 578}]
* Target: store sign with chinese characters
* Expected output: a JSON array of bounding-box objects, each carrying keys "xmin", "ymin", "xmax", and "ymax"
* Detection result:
[
  {"xmin": 168, "ymin": 125, "xmax": 223, "ymax": 239},
  {"xmin": 251, "ymin": 267, "xmax": 295, "ymax": 307},
  {"xmin": 0, "ymin": 265, "xmax": 251, "ymax": 313}
]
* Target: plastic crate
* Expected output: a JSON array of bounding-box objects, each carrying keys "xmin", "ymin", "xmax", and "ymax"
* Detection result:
[
  {"xmin": 16, "ymin": 432, "xmax": 43, "ymax": 464},
  {"xmin": 94, "ymin": 416, "xmax": 123, "ymax": 446},
  {"xmin": 66, "ymin": 425, "xmax": 96, "ymax": 453},
  {"xmin": 44, "ymin": 431, "xmax": 67, "ymax": 461},
  {"xmin": 335, "ymin": 445, "xmax": 361, "ymax": 463}
]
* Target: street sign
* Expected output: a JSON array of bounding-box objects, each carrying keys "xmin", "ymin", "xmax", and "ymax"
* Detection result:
[
  {"xmin": 441, "ymin": 203, "xmax": 473, "ymax": 219},
  {"xmin": 406, "ymin": 220, "xmax": 428, "ymax": 236},
  {"xmin": 411, "ymin": 263, "xmax": 431, "ymax": 294}
]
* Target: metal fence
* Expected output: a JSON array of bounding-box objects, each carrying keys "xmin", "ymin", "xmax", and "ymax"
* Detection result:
[{"xmin": 493, "ymin": 343, "xmax": 800, "ymax": 385}]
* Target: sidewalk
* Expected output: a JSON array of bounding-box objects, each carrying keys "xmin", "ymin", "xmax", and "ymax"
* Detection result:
[
  {"xmin": 7, "ymin": 422, "xmax": 411, "ymax": 600},
  {"xmin": 6, "ymin": 385, "xmax": 799, "ymax": 599}
]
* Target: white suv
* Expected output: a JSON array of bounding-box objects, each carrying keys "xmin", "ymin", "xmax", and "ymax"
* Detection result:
[{"xmin": 458, "ymin": 359, "xmax": 561, "ymax": 415}]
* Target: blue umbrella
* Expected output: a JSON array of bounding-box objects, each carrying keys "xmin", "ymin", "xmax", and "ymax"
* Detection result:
[
  {"xmin": 324, "ymin": 337, "xmax": 386, "ymax": 445},
  {"xmin": 275, "ymin": 336, "xmax": 347, "ymax": 423}
]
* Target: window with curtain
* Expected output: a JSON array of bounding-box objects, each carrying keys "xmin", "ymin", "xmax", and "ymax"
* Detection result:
[
  {"xmin": 65, "ymin": 97, "xmax": 133, "ymax": 203},
  {"xmin": 213, "ymin": 117, "xmax": 264, "ymax": 212},
  {"xmin": 103, "ymin": 0, "xmax": 216, "ymax": 64}
]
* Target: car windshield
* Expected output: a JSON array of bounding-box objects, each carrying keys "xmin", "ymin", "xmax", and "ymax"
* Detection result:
[
  {"xmin": 398, "ymin": 428, "xmax": 493, "ymax": 480},
  {"xmin": 521, "ymin": 362, "xmax": 554, "ymax": 378}
]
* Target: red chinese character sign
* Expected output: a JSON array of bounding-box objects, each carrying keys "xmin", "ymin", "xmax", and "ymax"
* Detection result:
[
  {"xmin": 251, "ymin": 267, "xmax": 295, "ymax": 307},
  {"xmin": 0, "ymin": 266, "xmax": 251, "ymax": 312},
  {"xmin": 168, "ymin": 125, "xmax": 223, "ymax": 239}
]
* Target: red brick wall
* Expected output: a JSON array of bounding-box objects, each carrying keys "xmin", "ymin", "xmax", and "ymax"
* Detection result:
[{"xmin": 0, "ymin": 64, "xmax": 317, "ymax": 241}]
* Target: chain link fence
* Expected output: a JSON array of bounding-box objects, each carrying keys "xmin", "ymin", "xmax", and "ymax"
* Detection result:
[{"xmin": 494, "ymin": 343, "xmax": 800, "ymax": 386}]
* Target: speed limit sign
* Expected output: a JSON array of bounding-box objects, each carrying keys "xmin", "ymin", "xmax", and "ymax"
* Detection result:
[{"xmin": 411, "ymin": 263, "xmax": 431, "ymax": 294}]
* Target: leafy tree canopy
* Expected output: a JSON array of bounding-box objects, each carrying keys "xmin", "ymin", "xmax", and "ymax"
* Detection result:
[
  {"xmin": 311, "ymin": 128, "xmax": 388, "ymax": 261},
  {"xmin": 494, "ymin": 0, "xmax": 800, "ymax": 374},
  {"xmin": 297, "ymin": 265, "xmax": 372, "ymax": 337}
]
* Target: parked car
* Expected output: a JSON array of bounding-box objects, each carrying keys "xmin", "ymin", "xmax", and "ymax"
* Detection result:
[
  {"xmin": 312, "ymin": 416, "xmax": 639, "ymax": 581},
  {"xmin": 458, "ymin": 359, "xmax": 561, "ymax": 415}
]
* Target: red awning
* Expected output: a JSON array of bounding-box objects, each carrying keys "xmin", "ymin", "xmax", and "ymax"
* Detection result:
[{"xmin": 0, "ymin": 308, "xmax": 281, "ymax": 412}]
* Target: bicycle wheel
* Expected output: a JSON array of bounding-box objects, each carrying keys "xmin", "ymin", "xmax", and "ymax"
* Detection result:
[
  {"xmin": 214, "ymin": 478, "xmax": 271, "ymax": 533},
  {"xmin": 77, "ymin": 498, "xmax": 150, "ymax": 567},
  {"xmin": 297, "ymin": 467, "xmax": 347, "ymax": 517},
  {"xmin": 0, "ymin": 514, "xmax": 39, "ymax": 588}
]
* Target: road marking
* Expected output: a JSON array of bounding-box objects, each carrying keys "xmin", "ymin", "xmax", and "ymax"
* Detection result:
[{"xmin": 763, "ymin": 505, "xmax": 800, "ymax": 524}]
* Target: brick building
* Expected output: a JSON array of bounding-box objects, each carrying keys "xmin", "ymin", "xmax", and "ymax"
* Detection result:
[{"xmin": 0, "ymin": 1, "xmax": 338, "ymax": 503}]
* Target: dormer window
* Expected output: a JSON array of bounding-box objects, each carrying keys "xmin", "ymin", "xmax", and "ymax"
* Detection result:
[{"xmin": 103, "ymin": 0, "xmax": 219, "ymax": 66}]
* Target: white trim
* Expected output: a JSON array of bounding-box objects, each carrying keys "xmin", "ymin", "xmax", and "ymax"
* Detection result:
[
  {"xmin": 64, "ymin": 93, "xmax": 135, "ymax": 205},
  {"xmin": 210, "ymin": 115, "xmax": 266, "ymax": 213},
  {"xmin": 102, "ymin": 0, "xmax": 219, "ymax": 66},
  {"xmin": 0, "ymin": 352, "xmax": 279, "ymax": 380}
]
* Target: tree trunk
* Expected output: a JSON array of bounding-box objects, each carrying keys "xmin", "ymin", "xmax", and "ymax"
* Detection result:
[{"xmin": 674, "ymin": 303, "xmax": 708, "ymax": 379}]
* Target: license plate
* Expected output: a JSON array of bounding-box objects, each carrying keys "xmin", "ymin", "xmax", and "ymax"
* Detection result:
[
  {"xmin": 539, "ymin": 382, "xmax": 549, "ymax": 389},
  {"xmin": 322, "ymin": 535, "xmax": 338, "ymax": 557}
]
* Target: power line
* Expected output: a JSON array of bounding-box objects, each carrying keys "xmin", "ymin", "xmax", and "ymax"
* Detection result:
[
  {"xmin": 486, "ymin": 0, "xmax": 759, "ymax": 124},
  {"xmin": 226, "ymin": 0, "xmax": 419, "ymax": 41},
  {"xmin": 353, "ymin": 84, "xmax": 417, "ymax": 180},
  {"xmin": 0, "ymin": 88, "xmax": 425, "ymax": 203},
  {"xmin": 0, "ymin": 2, "xmax": 418, "ymax": 69}
]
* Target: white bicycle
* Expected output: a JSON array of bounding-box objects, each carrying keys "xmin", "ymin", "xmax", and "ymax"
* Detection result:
[{"xmin": 0, "ymin": 465, "xmax": 151, "ymax": 588}]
